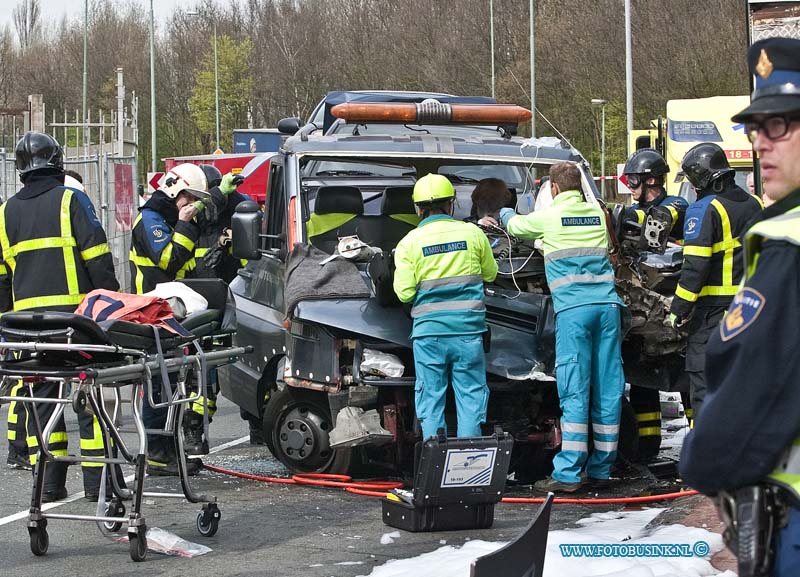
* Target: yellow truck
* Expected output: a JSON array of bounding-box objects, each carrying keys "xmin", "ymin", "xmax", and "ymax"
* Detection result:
[{"xmin": 629, "ymin": 95, "xmax": 753, "ymax": 203}]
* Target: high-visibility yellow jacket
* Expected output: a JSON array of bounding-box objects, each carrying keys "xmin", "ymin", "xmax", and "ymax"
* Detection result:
[
  {"xmin": 670, "ymin": 183, "xmax": 762, "ymax": 318},
  {"xmin": 393, "ymin": 214, "xmax": 497, "ymax": 338},
  {"xmin": 0, "ymin": 174, "xmax": 118, "ymax": 312},
  {"xmin": 129, "ymin": 191, "xmax": 199, "ymax": 294},
  {"xmin": 506, "ymin": 189, "xmax": 621, "ymax": 313}
]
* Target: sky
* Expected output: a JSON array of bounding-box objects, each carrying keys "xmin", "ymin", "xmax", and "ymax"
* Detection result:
[{"xmin": 0, "ymin": 0, "xmax": 197, "ymax": 34}]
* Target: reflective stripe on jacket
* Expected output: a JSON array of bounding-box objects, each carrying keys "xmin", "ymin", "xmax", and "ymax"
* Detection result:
[
  {"xmin": 671, "ymin": 184, "xmax": 762, "ymax": 318},
  {"xmin": 129, "ymin": 209, "xmax": 199, "ymax": 294},
  {"xmin": 0, "ymin": 180, "xmax": 118, "ymax": 312},
  {"xmin": 393, "ymin": 214, "xmax": 498, "ymax": 338},
  {"xmin": 743, "ymin": 206, "xmax": 800, "ymax": 500},
  {"xmin": 506, "ymin": 189, "xmax": 621, "ymax": 313}
]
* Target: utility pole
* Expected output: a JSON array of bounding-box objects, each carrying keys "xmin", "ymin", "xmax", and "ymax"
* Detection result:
[
  {"xmin": 490, "ymin": 0, "xmax": 495, "ymax": 99},
  {"xmin": 529, "ymin": 0, "xmax": 535, "ymax": 137},
  {"xmin": 82, "ymin": 0, "xmax": 87, "ymax": 126},
  {"xmin": 213, "ymin": 21, "xmax": 220, "ymax": 150},
  {"xmin": 149, "ymin": 0, "xmax": 157, "ymax": 172},
  {"xmin": 625, "ymin": 0, "xmax": 633, "ymax": 138}
]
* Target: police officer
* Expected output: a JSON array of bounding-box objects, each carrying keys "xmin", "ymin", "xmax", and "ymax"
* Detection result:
[
  {"xmin": 181, "ymin": 165, "xmax": 252, "ymax": 454},
  {"xmin": 670, "ymin": 143, "xmax": 761, "ymax": 419},
  {"xmin": 482, "ymin": 161, "xmax": 625, "ymax": 493},
  {"xmin": 130, "ymin": 162, "xmax": 209, "ymax": 475},
  {"xmin": 680, "ymin": 37, "xmax": 800, "ymax": 576},
  {"xmin": 393, "ymin": 173, "xmax": 498, "ymax": 439},
  {"xmin": 0, "ymin": 132, "xmax": 119, "ymax": 501}
]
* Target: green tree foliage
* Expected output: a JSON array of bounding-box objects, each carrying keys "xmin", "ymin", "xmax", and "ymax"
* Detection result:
[{"xmin": 189, "ymin": 35, "xmax": 254, "ymax": 153}]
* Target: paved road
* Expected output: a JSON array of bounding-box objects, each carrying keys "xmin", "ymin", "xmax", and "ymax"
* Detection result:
[{"xmin": 0, "ymin": 394, "xmax": 684, "ymax": 577}]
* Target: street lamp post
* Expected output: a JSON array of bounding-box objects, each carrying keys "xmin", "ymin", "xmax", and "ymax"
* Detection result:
[
  {"xmin": 188, "ymin": 10, "xmax": 220, "ymax": 150},
  {"xmin": 592, "ymin": 99, "xmax": 608, "ymax": 198}
]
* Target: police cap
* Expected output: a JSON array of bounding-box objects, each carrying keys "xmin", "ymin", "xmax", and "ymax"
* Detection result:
[{"xmin": 733, "ymin": 37, "xmax": 800, "ymax": 122}]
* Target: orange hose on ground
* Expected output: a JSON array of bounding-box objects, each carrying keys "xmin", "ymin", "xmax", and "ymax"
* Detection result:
[{"xmin": 204, "ymin": 463, "xmax": 699, "ymax": 504}]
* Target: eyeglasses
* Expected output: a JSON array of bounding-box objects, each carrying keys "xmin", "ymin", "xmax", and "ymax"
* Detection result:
[
  {"xmin": 746, "ymin": 116, "xmax": 800, "ymax": 142},
  {"xmin": 626, "ymin": 174, "xmax": 643, "ymax": 189}
]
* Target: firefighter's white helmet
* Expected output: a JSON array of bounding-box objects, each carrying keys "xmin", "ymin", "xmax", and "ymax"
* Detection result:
[{"xmin": 161, "ymin": 163, "xmax": 210, "ymax": 200}]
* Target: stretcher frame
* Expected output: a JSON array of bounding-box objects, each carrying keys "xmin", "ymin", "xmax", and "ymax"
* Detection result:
[{"xmin": 0, "ymin": 333, "xmax": 251, "ymax": 562}]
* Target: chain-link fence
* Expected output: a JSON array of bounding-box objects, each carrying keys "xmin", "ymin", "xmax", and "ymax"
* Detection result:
[{"xmin": 0, "ymin": 153, "xmax": 137, "ymax": 292}]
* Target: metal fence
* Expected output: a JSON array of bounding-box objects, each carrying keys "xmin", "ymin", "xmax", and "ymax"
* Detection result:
[{"xmin": 0, "ymin": 153, "xmax": 137, "ymax": 292}]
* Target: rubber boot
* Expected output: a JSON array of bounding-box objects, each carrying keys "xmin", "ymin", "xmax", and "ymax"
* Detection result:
[
  {"xmin": 183, "ymin": 412, "xmax": 209, "ymax": 456},
  {"xmin": 146, "ymin": 439, "xmax": 201, "ymax": 477},
  {"xmin": 41, "ymin": 461, "xmax": 69, "ymax": 503}
]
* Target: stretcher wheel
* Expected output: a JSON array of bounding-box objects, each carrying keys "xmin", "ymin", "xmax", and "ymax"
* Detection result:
[
  {"xmin": 196, "ymin": 504, "xmax": 220, "ymax": 537},
  {"xmin": 29, "ymin": 525, "xmax": 49, "ymax": 556},
  {"xmin": 72, "ymin": 390, "xmax": 87, "ymax": 414},
  {"xmin": 103, "ymin": 500, "xmax": 126, "ymax": 533},
  {"xmin": 129, "ymin": 527, "xmax": 147, "ymax": 562}
]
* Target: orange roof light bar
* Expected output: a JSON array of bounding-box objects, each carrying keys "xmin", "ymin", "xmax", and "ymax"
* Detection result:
[{"xmin": 330, "ymin": 101, "xmax": 532, "ymax": 125}]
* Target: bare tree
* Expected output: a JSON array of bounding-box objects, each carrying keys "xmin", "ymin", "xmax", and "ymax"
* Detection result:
[{"xmin": 13, "ymin": 0, "xmax": 41, "ymax": 51}]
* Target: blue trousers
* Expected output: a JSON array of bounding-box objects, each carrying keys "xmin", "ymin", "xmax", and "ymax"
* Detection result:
[
  {"xmin": 551, "ymin": 303, "xmax": 624, "ymax": 484},
  {"xmin": 774, "ymin": 507, "xmax": 800, "ymax": 576},
  {"xmin": 412, "ymin": 334, "xmax": 489, "ymax": 439}
]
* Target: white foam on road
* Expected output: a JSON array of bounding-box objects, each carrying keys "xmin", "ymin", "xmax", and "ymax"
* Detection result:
[{"xmin": 357, "ymin": 508, "xmax": 735, "ymax": 577}]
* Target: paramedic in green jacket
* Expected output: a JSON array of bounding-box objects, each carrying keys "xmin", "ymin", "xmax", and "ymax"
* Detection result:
[
  {"xmin": 481, "ymin": 162, "xmax": 624, "ymax": 493},
  {"xmin": 394, "ymin": 173, "xmax": 498, "ymax": 439}
]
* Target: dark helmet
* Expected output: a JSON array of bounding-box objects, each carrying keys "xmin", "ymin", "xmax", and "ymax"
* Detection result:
[
  {"xmin": 622, "ymin": 148, "xmax": 669, "ymax": 177},
  {"xmin": 15, "ymin": 131, "xmax": 64, "ymax": 175},
  {"xmin": 680, "ymin": 143, "xmax": 734, "ymax": 192},
  {"xmin": 198, "ymin": 164, "xmax": 223, "ymax": 189}
]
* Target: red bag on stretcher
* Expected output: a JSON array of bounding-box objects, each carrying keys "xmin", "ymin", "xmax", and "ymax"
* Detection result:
[{"xmin": 75, "ymin": 289, "xmax": 190, "ymax": 335}]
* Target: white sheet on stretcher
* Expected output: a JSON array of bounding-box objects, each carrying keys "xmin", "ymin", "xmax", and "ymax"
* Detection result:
[{"xmin": 145, "ymin": 283, "xmax": 208, "ymax": 319}]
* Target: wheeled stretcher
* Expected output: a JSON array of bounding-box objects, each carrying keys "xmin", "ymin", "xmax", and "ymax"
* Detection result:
[{"xmin": 0, "ymin": 279, "xmax": 251, "ymax": 561}]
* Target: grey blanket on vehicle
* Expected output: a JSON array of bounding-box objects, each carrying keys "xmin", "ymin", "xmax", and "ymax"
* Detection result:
[{"xmin": 284, "ymin": 243, "xmax": 371, "ymax": 319}]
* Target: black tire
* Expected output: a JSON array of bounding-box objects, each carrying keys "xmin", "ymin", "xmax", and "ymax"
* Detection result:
[
  {"xmin": 29, "ymin": 526, "xmax": 49, "ymax": 556},
  {"xmin": 263, "ymin": 387, "xmax": 351, "ymax": 475},
  {"xmin": 196, "ymin": 507, "xmax": 220, "ymax": 537},
  {"xmin": 129, "ymin": 528, "xmax": 147, "ymax": 562},
  {"xmin": 72, "ymin": 390, "xmax": 87, "ymax": 414},
  {"xmin": 103, "ymin": 500, "xmax": 125, "ymax": 533}
]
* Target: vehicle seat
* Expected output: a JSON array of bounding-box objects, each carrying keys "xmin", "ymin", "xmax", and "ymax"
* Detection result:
[
  {"xmin": 307, "ymin": 186, "xmax": 365, "ymax": 254},
  {"xmin": 367, "ymin": 186, "xmax": 420, "ymax": 251}
]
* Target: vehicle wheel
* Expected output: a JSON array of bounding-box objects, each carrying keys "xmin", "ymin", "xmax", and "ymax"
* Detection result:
[
  {"xmin": 129, "ymin": 528, "xmax": 147, "ymax": 562},
  {"xmin": 29, "ymin": 525, "xmax": 49, "ymax": 556},
  {"xmin": 263, "ymin": 387, "xmax": 351, "ymax": 475},
  {"xmin": 196, "ymin": 505, "xmax": 221, "ymax": 537},
  {"xmin": 103, "ymin": 499, "xmax": 126, "ymax": 533}
]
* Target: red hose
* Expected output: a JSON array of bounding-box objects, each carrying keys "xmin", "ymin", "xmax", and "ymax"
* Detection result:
[{"xmin": 203, "ymin": 463, "xmax": 698, "ymax": 504}]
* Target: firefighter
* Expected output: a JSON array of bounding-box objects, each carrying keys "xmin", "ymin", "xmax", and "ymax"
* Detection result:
[
  {"xmin": 621, "ymin": 149, "xmax": 689, "ymax": 457},
  {"xmin": 680, "ymin": 37, "xmax": 800, "ymax": 576},
  {"xmin": 130, "ymin": 162, "xmax": 209, "ymax": 475},
  {"xmin": 5, "ymin": 381, "xmax": 30, "ymax": 470},
  {"xmin": 393, "ymin": 173, "xmax": 498, "ymax": 439},
  {"xmin": 0, "ymin": 132, "xmax": 119, "ymax": 501},
  {"xmin": 481, "ymin": 162, "xmax": 624, "ymax": 493},
  {"xmin": 622, "ymin": 148, "xmax": 689, "ymax": 239},
  {"xmin": 670, "ymin": 143, "xmax": 762, "ymax": 420},
  {"xmin": 181, "ymin": 165, "xmax": 253, "ymax": 454}
]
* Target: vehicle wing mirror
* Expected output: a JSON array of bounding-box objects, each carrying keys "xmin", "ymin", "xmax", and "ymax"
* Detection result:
[
  {"xmin": 278, "ymin": 117, "xmax": 301, "ymax": 135},
  {"xmin": 232, "ymin": 201, "xmax": 263, "ymax": 260}
]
